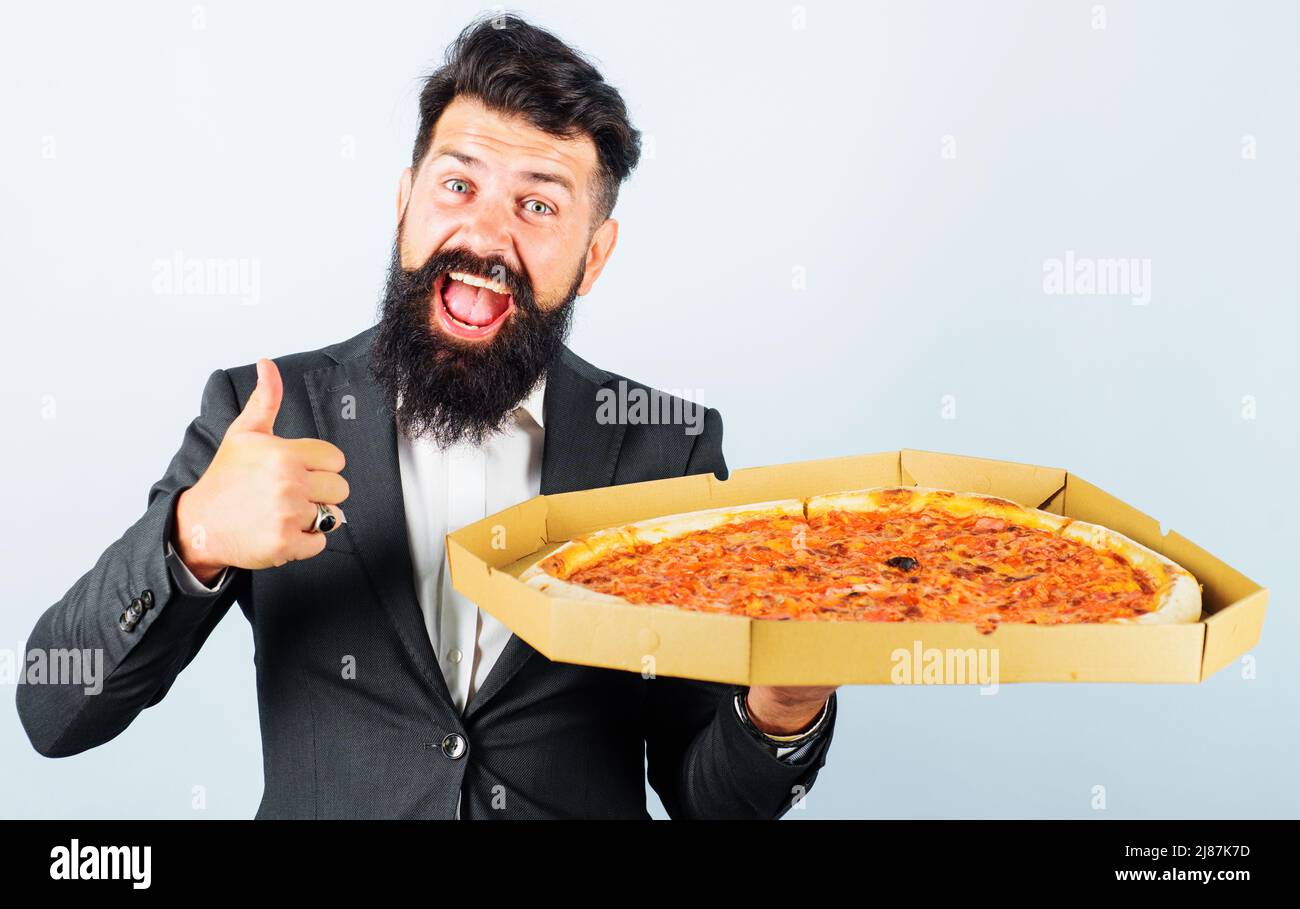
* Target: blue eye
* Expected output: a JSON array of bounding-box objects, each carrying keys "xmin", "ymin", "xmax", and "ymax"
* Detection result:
[
  {"xmin": 524, "ymin": 199, "xmax": 553, "ymax": 216},
  {"xmin": 445, "ymin": 179, "xmax": 470, "ymax": 193}
]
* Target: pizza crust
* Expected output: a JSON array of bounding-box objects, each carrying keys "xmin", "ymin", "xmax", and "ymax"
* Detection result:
[
  {"xmin": 520, "ymin": 486, "xmax": 1202, "ymax": 626},
  {"xmin": 520, "ymin": 499, "xmax": 804, "ymax": 584},
  {"xmin": 807, "ymin": 486, "xmax": 1072, "ymax": 533},
  {"xmin": 1130, "ymin": 570, "xmax": 1202, "ymax": 625},
  {"xmin": 520, "ymin": 524, "xmax": 640, "ymax": 581},
  {"xmin": 626, "ymin": 498, "xmax": 805, "ymax": 546}
]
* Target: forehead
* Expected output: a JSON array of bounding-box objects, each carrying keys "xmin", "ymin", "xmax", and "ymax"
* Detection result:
[{"xmin": 422, "ymin": 96, "xmax": 599, "ymax": 194}]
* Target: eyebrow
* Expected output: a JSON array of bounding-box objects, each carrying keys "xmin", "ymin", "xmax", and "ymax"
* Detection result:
[{"xmin": 431, "ymin": 147, "xmax": 576, "ymax": 199}]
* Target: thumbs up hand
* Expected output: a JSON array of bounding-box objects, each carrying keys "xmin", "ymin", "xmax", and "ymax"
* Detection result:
[{"xmin": 174, "ymin": 359, "xmax": 349, "ymax": 583}]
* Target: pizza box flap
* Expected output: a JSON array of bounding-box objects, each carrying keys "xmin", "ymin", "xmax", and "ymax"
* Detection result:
[
  {"xmin": 541, "ymin": 448, "xmax": 1066, "ymax": 540},
  {"xmin": 900, "ymin": 448, "xmax": 1067, "ymax": 511},
  {"xmin": 1030, "ymin": 469, "xmax": 1267, "ymax": 682},
  {"xmin": 542, "ymin": 450, "xmax": 902, "ymax": 542},
  {"xmin": 445, "ymin": 449, "xmax": 1267, "ymax": 685}
]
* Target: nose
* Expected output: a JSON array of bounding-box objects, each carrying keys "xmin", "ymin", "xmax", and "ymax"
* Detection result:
[{"xmin": 453, "ymin": 194, "xmax": 514, "ymax": 263}]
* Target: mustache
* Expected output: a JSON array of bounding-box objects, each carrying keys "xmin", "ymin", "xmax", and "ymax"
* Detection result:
[{"xmin": 395, "ymin": 246, "xmax": 540, "ymax": 315}]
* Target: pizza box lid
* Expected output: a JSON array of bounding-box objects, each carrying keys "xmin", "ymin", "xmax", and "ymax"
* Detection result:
[{"xmin": 445, "ymin": 448, "xmax": 1268, "ymax": 685}]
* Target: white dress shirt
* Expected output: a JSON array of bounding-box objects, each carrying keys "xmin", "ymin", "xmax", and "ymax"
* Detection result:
[{"xmin": 394, "ymin": 380, "xmax": 546, "ymax": 713}]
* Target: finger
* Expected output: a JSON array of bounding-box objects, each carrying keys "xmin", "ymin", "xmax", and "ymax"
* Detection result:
[
  {"xmin": 282, "ymin": 438, "xmax": 346, "ymax": 473},
  {"xmin": 284, "ymin": 530, "xmax": 328, "ymax": 562},
  {"xmin": 305, "ymin": 472, "xmax": 349, "ymax": 505},
  {"xmin": 294, "ymin": 498, "xmax": 323, "ymax": 534},
  {"xmin": 229, "ymin": 358, "xmax": 283, "ymax": 435}
]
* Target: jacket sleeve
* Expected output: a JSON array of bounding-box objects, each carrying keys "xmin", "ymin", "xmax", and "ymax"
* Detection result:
[
  {"xmin": 16, "ymin": 368, "xmax": 246, "ymax": 757},
  {"xmin": 645, "ymin": 678, "xmax": 837, "ymax": 819},
  {"xmin": 644, "ymin": 404, "xmax": 837, "ymax": 818}
]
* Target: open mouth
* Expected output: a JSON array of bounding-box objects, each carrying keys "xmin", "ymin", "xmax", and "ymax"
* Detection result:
[{"xmin": 432, "ymin": 271, "xmax": 515, "ymax": 341}]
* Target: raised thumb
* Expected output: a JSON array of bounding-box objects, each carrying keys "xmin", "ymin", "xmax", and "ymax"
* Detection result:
[{"xmin": 231, "ymin": 357, "xmax": 283, "ymax": 434}]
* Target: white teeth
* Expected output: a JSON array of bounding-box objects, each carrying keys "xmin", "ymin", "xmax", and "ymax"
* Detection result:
[{"xmin": 448, "ymin": 271, "xmax": 510, "ymax": 296}]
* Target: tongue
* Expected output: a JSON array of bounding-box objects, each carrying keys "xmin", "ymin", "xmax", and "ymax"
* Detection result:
[{"xmin": 442, "ymin": 279, "xmax": 510, "ymax": 327}]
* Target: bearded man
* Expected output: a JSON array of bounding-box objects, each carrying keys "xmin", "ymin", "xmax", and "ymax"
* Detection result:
[{"xmin": 18, "ymin": 14, "xmax": 837, "ymax": 819}]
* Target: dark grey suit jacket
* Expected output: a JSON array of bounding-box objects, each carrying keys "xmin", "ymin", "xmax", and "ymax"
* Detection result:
[{"xmin": 17, "ymin": 326, "xmax": 836, "ymax": 818}]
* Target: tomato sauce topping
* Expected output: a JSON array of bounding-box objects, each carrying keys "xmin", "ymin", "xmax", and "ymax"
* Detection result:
[{"xmin": 554, "ymin": 509, "xmax": 1161, "ymax": 632}]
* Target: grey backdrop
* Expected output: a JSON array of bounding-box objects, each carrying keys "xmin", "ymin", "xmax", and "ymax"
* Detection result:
[{"xmin": 2, "ymin": 0, "xmax": 1296, "ymax": 819}]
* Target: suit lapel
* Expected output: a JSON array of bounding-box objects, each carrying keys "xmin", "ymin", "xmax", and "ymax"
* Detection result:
[
  {"xmin": 464, "ymin": 349, "xmax": 629, "ymax": 719},
  {"xmin": 538, "ymin": 349, "xmax": 630, "ymax": 496},
  {"xmin": 302, "ymin": 340, "xmax": 457, "ymax": 712}
]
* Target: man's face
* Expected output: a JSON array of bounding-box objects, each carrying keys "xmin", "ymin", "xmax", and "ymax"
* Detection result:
[
  {"xmin": 399, "ymin": 95, "xmax": 616, "ymax": 343},
  {"xmin": 369, "ymin": 96, "xmax": 619, "ymax": 448}
]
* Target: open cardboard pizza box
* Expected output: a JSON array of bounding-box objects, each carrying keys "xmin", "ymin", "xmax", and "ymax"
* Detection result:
[{"xmin": 445, "ymin": 449, "xmax": 1268, "ymax": 685}]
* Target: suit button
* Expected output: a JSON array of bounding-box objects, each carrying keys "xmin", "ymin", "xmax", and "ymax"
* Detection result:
[
  {"xmin": 128, "ymin": 598, "xmax": 145, "ymax": 618},
  {"xmin": 118, "ymin": 612, "xmax": 135, "ymax": 632},
  {"xmin": 441, "ymin": 733, "xmax": 467, "ymax": 760},
  {"xmin": 141, "ymin": 589, "xmax": 154, "ymax": 609}
]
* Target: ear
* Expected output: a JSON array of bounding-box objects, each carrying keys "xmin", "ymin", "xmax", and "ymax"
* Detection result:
[
  {"xmin": 577, "ymin": 218, "xmax": 619, "ymax": 296},
  {"xmin": 397, "ymin": 166, "xmax": 414, "ymax": 224}
]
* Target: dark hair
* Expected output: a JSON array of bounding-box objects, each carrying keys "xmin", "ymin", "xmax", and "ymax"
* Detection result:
[{"xmin": 411, "ymin": 13, "xmax": 642, "ymax": 229}]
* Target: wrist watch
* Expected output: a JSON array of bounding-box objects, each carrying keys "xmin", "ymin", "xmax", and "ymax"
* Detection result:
[{"xmin": 732, "ymin": 687, "xmax": 830, "ymax": 754}]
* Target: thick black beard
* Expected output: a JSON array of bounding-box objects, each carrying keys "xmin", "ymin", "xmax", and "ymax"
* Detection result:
[{"xmin": 369, "ymin": 239, "xmax": 581, "ymax": 448}]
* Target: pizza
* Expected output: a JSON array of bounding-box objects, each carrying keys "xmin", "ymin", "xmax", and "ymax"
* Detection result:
[{"xmin": 518, "ymin": 486, "xmax": 1202, "ymax": 634}]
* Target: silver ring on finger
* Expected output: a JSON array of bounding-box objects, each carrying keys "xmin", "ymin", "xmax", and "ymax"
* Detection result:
[{"xmin": 310, "ymin": 502, "xmax": 339, "ymax": 534}]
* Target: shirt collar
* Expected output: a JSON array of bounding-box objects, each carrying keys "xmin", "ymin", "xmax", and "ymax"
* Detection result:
[{"xmin": 518, "ymin": 378, "xmax": 546, "ymax": 429}]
